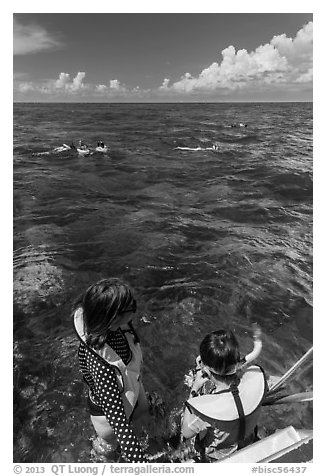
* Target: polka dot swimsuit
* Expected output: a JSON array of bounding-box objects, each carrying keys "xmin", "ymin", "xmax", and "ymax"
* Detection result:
[
  {"xmin": 106, "ymin": 330, "xmax": 132, "ymax": 364},
  {"xmin": 77, "ymin": 329, "xmax": 147, "ymax": 462}
]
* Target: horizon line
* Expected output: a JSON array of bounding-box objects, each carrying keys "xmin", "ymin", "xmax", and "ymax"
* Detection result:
[{"xmin": 13, "ymin": 100, "xmax": 313, "ymax": 104}]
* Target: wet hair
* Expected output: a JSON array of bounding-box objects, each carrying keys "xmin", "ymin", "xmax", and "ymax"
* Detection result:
[
  {"xmin": 199, "ymin": 330, "xmax": 241, "ymax": 383},
  {"xmin": 75, "ymin": 278, "xmax": 136, "ymax": 349}
]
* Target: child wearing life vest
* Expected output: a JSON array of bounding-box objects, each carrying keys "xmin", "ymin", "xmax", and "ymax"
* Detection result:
[
  {"xmin": 181, "ymin": 326, "xmax": 267, "ymax": 462},
  {"xmin": 73, "ymin": 278, "xmax": 149, "ymax": 462}
]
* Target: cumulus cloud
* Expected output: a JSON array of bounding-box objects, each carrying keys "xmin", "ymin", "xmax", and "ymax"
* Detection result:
[
  {"xmin": 93, "ymin": 81, "xmax": 149, "ymax": 98},
  {"xmin": 271, "ymin": 21, "xmax": 312, "ymax": 61},
  {"xmin": 296, "ymin": 67, "xmax": 313, "ymax": 83},
  {"xmin": 13, "ymin": 17, "xmax": 62, "ymax": 55},
  {"xmin": 55, "ymin": 72, "xmax": 71, "ymax": 89},
  {"xmin": 96, "ymin": 84, "xmax": 108, "ymax": 92},
  {"xmin": 71, "ymin": 72, "xmax": 86, "ymax": 91},
  {"xmin": 270, "ymin": 21, "xmax": 313, "ymax": 82},
  {"xmin": 14, "ymin": 71, "xmax": 134, "ymax": 100},
  {"xmin": 159, "ymin": 78, "xmax": 170, "ymax": 90},
  {"xmin": 109, "ymin": 79, "xmax": 126, "ymax": 91},
  {"xmin": 164, "ymin": 21, "xmax": 313, "ymax": 94},
  {"xmin": 18, "ymin": 82, "xmax": 35, "ymax": 92},
  {"xmin": 54, "ymin": 72, "xmax": 86, "ymax": 91}
]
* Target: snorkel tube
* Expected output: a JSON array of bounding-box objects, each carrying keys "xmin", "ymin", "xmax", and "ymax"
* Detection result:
[{"xmin": 237, "ymin": 323, "xmax": 262, "ymax": 371}]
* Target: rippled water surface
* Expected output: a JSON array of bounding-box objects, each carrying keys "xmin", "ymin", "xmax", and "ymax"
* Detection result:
[{"xmin": 13, "ymin": 102, "xmax": 313, "ymax": 462}]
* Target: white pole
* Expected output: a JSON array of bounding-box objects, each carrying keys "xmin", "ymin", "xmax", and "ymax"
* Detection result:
[
  {"xmin": 270, "ymin": 391, "xmax": 313, "ymax": 405},
  {"xmin": 269, "ymin": 347, "xmax": 313, "ymax": 392}
]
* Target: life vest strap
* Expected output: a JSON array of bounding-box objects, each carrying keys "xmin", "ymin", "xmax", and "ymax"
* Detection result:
[{"xmin": 230, "ymin": 383, "xmax": 246, "ymax": 449}]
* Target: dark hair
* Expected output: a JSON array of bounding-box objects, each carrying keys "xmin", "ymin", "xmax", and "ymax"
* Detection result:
[
  {"xmin": 76, "ymin": 278, "xmax": 136, "ymax": 349},
  {"xmin": 200, "ymin": 330, "xmax": 241, "ymax": 382}
]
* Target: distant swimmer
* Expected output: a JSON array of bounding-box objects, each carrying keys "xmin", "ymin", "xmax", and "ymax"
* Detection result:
[
  {"xmin": 175, "ymin": 146, "xmax": 203, "ymax": 151},
  {"xmin": 78, "ymin": 140, "xmax": 88, "ymax": 150},
  {"xmin": 231, "ymin": 123, "xmax": 247, "ymax": 128},
  {"xmin": 175, "ymin": 144, "xmax": 219, "ymax": 152},
  {"xmin": 53, "ymin": 143, "xmax": 72, "ymax": 153},
  {"xmin": 203, "ymin": 143, "xmax": 219, "ymax": 151},
  {"xmin": 96, "ymin": 140, "xmax": 109, "ymax": 152},
  {"xmin": 33, "ymin": 151, "xmax": 50, "ymax": 156}
]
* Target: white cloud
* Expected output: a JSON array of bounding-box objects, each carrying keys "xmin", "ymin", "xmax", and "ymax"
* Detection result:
[
  {"xmin": 271, "ymin": 21, "xmax": 312, "ymax": 62},
  {"xmin": 270, "ymin": 21, "xmax": 313, "ymax": 82},
  {"xmin": 14, "ymin": 71, "xmax": 132, "ymax": 99},
  {"xmin": 13, "ymin": 17, "xmax": 62, "ymax": 55},
  {"xmin": 164, "ymin": 21, "xmax": 313, "ymax": 95},
  {"xmin": 96, "ymin": 84, "xmax": 108, "ymax": 92},
  {"xmin": 110, "ymin": 79, "xmax": 125, "ymax": 91},
  {"xmin": 53, "ymin": 72, "xmax": 85, "ymax": 91},
  {"xmin": 296, "ymin": 67, "xmax": 313, "ymax": 83},
  {"xmin": 55, "ymin": 73, "xmax": 71, "ymax": 89},
  {"xmin": 18, "ymin": 82, "xmax": 35, "ymax": 92},
  {"xmin": 159, "ymin": 78, "xmax": 170, "ymax": 90},
  {"xmin": 71, "ymin": 72, "xmax": 86, "ymax": 91}
]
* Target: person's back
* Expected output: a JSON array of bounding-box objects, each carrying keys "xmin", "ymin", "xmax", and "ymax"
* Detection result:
[{"xmin": 181, "ymin": 328, "xmax": 266, "ymax": 462}]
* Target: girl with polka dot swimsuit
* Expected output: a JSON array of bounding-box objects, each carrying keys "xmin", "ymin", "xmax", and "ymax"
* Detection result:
[{"xmin": 73, "ymin": 278, "xmax": 149, "ymax": 462}]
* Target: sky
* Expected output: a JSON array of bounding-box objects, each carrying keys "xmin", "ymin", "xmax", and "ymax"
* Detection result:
[{"xmin": 13, "ymin": 11, "xmax": 313, "ymax": 102}]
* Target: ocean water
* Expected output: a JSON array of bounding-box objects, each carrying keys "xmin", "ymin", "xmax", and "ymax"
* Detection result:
[{"xmin": 13, "ymin": 102, "xmax": 313, "ymax": 462}]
